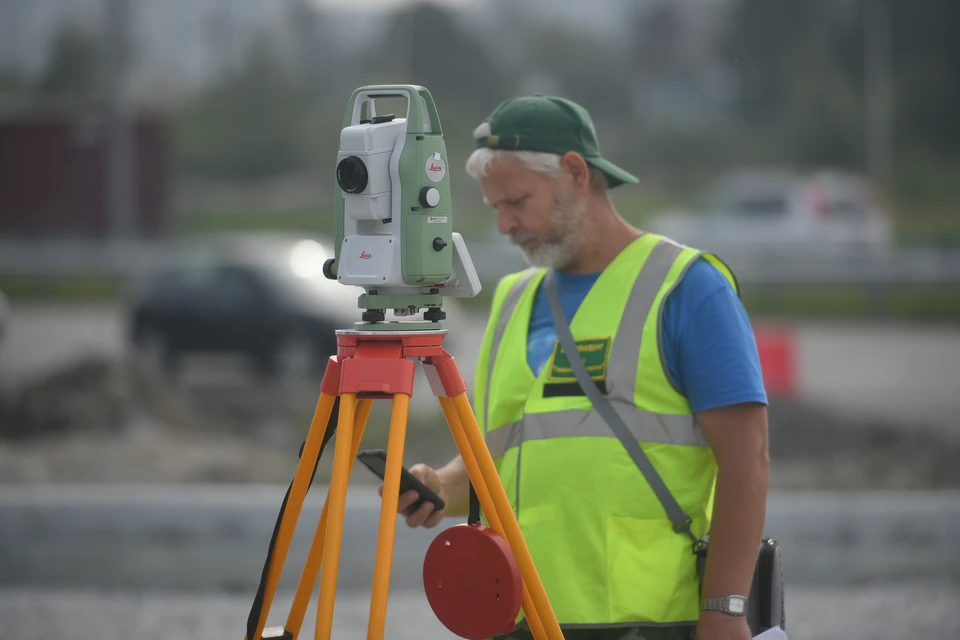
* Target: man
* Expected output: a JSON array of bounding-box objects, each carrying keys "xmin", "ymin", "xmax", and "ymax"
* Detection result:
[{"xmin": 383, "ymin": 95, "xmax": 770, "ymax": 640}]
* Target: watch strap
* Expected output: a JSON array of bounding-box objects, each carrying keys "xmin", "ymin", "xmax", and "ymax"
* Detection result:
[{"xmin": 701, "ymin": 595, "xmax": 748, "ymax": 616}]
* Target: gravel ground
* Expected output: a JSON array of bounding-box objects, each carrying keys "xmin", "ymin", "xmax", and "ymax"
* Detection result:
[{"xmin": 2, "ymin": 582, "xmax": 959, "ymax": 640}]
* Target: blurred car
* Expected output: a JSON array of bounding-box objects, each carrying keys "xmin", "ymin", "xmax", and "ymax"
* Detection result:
[
  {"xmin": 645, "ymin": 168, "xmax": 895, "ymax": 253},
  {"xmin": 126, "ymin": 234, "xmax": 470, "ymax": 380}
]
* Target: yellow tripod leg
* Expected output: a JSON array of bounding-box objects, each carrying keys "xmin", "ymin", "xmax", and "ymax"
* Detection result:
[
  {"xmin": 283, "ymin": 397, "xmax": 374, "ymax": 639},
  {"xmin": 366, "ymin": 392, "xmax": 411, "ymax": 640},
  {"xmin": 451, "ymin": 393, "xmax": 565, "ymax": 640},
  {"xmin": 314, "ymin": 392, "xmax": 358, "ymax": 640},
  {"xmin": 246, "ymin": 392, "xmax": 338, "ymax": 640},
  {"xmin": 437, "ymin": 397, "xmax": 546, "ymax": 640}
]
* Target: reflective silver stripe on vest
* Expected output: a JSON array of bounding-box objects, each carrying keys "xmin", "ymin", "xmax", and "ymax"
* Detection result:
[
  {"xmin": 485, "ymin": 407, "xmax": 706, "ymax": 460},
  {"xmin": 605, "ymin": 237, "xmax": 686, "ymax": 406},
  {"xmin": 483, "ymin": 268, "xmax": 539, "ymax": 433}
]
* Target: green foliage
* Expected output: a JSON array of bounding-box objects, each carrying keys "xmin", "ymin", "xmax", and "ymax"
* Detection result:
[
  {"xmin": 0, "ymin": 275, "xmax": 122, "ymax": 302},
  {"xmin": 0, "ymin": 71, "xmax": 36, "ymax": 109},
  {"xmin": 368, "ymin": 2, "xmax": 510, "ymax": 121},
  {"xmin": 890, "ymin": 0, "xmax": 960, "ymax": 157},
  {"xmin": 170, "ymin": 37, "xmax": 332, "ymax": 180},
  {"xmin": 33, "ymin": 25, "xmax": 102, "ymax": 102},
  {"xmin": 174, "ymin": 206, "xmax": 328, "ymax": 235},
  {"xmin": 720, "ymin": 0, "xmax": 960, "ymax": 173},
  {"xmin": 740, "ymin": 287, "xmax": 960, "ymax": 322},
  {"xmin": 5, "ymin": 0, "xmax": 959, "ymax": 242}
]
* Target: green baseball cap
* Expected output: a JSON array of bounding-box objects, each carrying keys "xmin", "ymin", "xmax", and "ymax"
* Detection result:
[{"xmin": 475, "ymin": 94, "xmax": 638, "ymax": 188}]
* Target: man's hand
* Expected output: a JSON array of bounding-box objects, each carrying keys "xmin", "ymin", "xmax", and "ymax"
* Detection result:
[
  {"xmin": 695, "ymin": 611, "xmax": 752, "ymax": 640},
  {"xmin": 377, "ymin": 463, "xmax": 448, "ymax": 529}
]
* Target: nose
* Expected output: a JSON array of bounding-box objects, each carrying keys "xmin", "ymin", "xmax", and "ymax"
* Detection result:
[{"xmin": 496, "ymin": 207, "xmax": 518, "ymax": 236}]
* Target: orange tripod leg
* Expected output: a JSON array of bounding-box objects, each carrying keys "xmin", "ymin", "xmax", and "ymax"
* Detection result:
[
  {"xmin": 366, "ymin": 392, "xmax": 411, "ymax": 640},
  {"xmin": 437, "ymin": 397, "xmax": 546, "ymax": 640},
  {"xmin": 283, "ymin": 397, "xmax": 374, "ymax": 639},
  {"xmin": 314, "ymin": 392, "xmax": 358, "ymax": 640},
  {"xmin": 246, "ymin": 391, "xmax": 338, "ymax": 640},
  {"xmin": 452, "ymin": 393, "xmax": 565, "ymax": 640}
]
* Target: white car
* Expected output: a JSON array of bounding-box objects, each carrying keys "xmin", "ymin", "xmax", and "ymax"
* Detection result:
[{"xmin": 645, "ymin": 169, "xmax": 895, "ymax": 255}]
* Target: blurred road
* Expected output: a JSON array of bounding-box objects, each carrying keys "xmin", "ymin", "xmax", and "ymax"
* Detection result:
[
  {"xmin": 794, "ymin": 321, "xmax": 960, "ymax": 434},
  {"xmin": 3, "ymin": 302, "xmax": 960, "ymax": 432},
  {"xmin": 3, "ymin": 582, "xmax": 959, "ymax": 640},
  {"xmin": 0, "ymin": 484, "xmax": 959, "ymax": 640},
  {"xmin": 2, "ymin": 484, "xmax": 959, "ymax": 590}
]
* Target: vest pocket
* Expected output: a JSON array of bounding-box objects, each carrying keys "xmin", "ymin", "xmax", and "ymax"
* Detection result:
[{"xmin": 605, "ymin": 515, "xmax": 687, "ymax": 623}]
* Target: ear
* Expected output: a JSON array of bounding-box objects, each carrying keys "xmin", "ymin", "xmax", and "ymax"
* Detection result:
[{"xmin": 560, "ymin": 151, "xmax": 591, "ymax": 194}]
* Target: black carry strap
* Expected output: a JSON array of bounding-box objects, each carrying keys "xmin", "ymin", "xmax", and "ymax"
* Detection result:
[
  {"xmin": 245, "ymin": 397, "xmax": 341, "ymax": 640},
  {"xmin": 544, "ymin": 270, "xmax": 701, "ymax": 550},
  {"xmin": 468, "ymin": 481, "xmax": 481, "ymax": 526}
]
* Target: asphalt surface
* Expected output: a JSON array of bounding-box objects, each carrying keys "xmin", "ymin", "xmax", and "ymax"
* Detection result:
[
  {"xmin": 3, "ymin": 581, "xmax": 959, "ymax": 640},
  {"xmin": 3, "ymin": 485, "xmax": 960, "ymax": 592}
]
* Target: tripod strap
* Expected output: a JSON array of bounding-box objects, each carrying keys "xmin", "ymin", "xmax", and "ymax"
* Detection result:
[
  {"xmin": 543, "ymin": 269, "xmax": 700, "ymax": 548},
  {"xmin": 245, "ymin": 396, "xmax": 340, "ymax": 640},
  {"xmin": 467, "ymin": 479, "xmax": 481, "ymax": 526}
]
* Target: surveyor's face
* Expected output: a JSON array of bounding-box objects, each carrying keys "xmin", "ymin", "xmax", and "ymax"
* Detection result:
[{"xmin": 479, "ymin": 154, "xmax": 589, "ymax": 270}]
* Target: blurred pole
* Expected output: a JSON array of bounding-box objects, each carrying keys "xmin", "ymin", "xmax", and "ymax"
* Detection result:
[
  {"xmin": 104, "ymin": 0, "xmax": 138, "ymax": 239},
  {"xmin": 865, "ymin": 0, "xmax": 894, "ymax": 183},
  {"xmin": 407, "ymin": 9, "xmax": 416, "ymax": 89}
]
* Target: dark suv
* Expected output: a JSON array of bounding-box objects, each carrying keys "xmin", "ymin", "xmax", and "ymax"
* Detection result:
[{"xmin": 127, "ymin": 236, "xmax": 361, "ymax": 379}]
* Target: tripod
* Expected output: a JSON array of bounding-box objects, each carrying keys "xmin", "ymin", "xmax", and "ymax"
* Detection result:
[{"xmin": 245, "ymin": 328, "xmax": 564, "ymax": 640}]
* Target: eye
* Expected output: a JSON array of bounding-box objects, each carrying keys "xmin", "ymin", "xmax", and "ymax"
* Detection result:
[{"xmin": 508, "ymin": 196, "xmax": 529, "ymax": 207}]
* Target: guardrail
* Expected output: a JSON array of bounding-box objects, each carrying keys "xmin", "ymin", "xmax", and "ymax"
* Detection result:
[
  {"xmin": 1, "ymin": 238, "xmax": 960, "ymax": 289},
  {"xmin": 460, "ymin": 241, "xmax": 960, "ymax": 287}
]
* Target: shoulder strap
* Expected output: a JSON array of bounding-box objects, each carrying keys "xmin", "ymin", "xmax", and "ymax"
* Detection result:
[{"xmin": 544, "ymin": 268, "xmax": 701, "ymax": 549}]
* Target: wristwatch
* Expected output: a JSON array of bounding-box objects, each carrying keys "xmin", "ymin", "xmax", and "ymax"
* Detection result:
[{"xmin": 700, "ymin": 595, "xmax": 748, "ymax": 616}]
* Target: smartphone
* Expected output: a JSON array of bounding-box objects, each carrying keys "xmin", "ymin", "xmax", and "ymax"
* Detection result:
[{"xmin": 356, "ymin": 449, "xmax": 446, "ymax": 513}]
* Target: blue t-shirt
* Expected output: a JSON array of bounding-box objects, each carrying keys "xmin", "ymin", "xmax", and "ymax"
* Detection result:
[{"xmin": 526, "ymin": 258, "xmax": 768, "ymax": 413}]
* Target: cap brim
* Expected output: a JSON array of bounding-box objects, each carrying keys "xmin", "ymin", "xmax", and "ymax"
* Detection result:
[{"xmin": 586, "ymin": 157, "xmax": 639, "ymax": 189}]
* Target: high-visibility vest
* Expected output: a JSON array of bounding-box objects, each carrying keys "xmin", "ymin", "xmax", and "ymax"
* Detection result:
[{"xmin": 474, "ymin": 232, "xmax": 739, "ymax": 627}]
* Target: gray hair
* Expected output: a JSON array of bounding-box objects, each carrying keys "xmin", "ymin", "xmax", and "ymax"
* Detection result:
[{"xmin": 464, "ymin": 121, "xmax": 609, "ymax": 192}]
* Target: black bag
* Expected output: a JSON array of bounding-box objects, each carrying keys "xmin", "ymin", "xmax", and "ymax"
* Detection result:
[{"xmin": 544, "ymin": 270, "xmax": 786, "ymax": 635}]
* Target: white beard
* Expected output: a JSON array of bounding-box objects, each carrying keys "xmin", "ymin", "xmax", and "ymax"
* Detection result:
[{"xmin": 512, "ymin": 189, "xmax": 590, "ymax": 270}]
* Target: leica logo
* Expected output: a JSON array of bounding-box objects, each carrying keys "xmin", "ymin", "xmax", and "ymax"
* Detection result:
[
  {"xmin": 428, "ymin": 162, "xmax": 443, "ymax": 172},
  {"xmin": 359, "ymin": 251, "xmax": 373, "ymax": 260}
]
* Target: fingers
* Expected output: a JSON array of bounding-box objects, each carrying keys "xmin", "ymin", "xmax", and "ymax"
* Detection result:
[
  {"xmin": 404, "ymin": 499, "xmax": 441, "ymax": 528},
  {"xmin": 379, "ymin": 462, "xmax": 447, "ymax": 528},
  {"xmin": 422, "ymin": 508, "xmax": 445, "ymax": 529},
  {"xmin": 396, "ymin": 489, "xmax": 421, "ymax": 515}
]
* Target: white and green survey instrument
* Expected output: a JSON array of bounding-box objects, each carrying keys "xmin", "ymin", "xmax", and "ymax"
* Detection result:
[{"xmin": 323, "ymin": 85, "xmax": 481, "ymax": 330}]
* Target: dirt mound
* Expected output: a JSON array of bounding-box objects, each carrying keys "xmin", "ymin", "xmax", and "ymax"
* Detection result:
[
  {"xmin": 0, "ymin": 356, "xmax": 222, "ymax": 440},
  {"xmin": 767, "ymin": 400, "xmax": 960, "ymax": 490}
]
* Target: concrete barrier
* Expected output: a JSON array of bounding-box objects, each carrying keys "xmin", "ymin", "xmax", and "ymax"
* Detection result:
[{"xmin": 1, "ymin": 484, "xmax": 957, "ymax": 592}]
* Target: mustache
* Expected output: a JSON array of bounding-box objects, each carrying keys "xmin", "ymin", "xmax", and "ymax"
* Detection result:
[{"xmin": 509, "ymin": 231, "xmax": 539, "ymax": 245}]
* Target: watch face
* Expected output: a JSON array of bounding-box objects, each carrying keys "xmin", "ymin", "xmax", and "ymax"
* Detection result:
[{"xmin": 727, "ymin": 597, "xmax": 746, "ymax": 614}]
